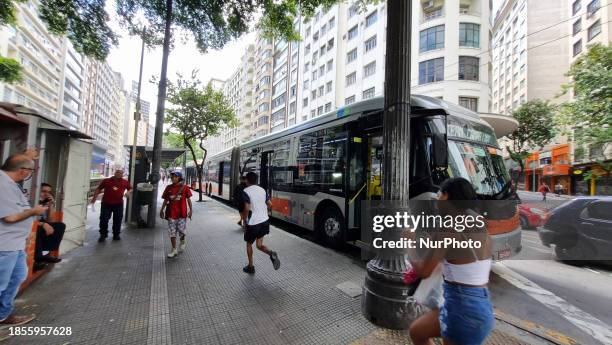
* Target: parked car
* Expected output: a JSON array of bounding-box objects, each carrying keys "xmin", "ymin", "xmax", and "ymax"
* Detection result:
[
  {"xmin": 538, "ymin": 197, "xmax": 612, "ymax": 261},
  {"xmin": 518, "ymin": 204, "xmax": 546, "ymax": 229}
]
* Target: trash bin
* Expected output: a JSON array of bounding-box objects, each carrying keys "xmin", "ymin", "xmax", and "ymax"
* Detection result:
[{"xmin": 136, "ymin": 182, "xmax": 154, "ymax": 205}]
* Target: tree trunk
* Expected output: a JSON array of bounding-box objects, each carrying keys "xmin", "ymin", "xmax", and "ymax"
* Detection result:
[
  {"xmin": 198, "ymin": 139, "xmax": 208, "ymax": 202},
  {"xmin": 184, "ymin": 138, "xmax": 201, "ymax": 200},
  {"xmin": 362, "ymin": 0, "xmax": 417, "ymax": 330},
  {"xmin": 147, "ymin": 0, "xmax": 173, "ymax": 227}
]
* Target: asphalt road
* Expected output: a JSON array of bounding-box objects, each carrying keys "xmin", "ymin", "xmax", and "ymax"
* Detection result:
[{"xmin": 488, "ymin": 191, "xmax": 612, "ymax": 345}]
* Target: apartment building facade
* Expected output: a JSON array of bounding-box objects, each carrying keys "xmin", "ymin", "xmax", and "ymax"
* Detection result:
[
  {"xmin": 491, "ymin": 0, "xmax": 570, "ymax": 115},
  {"xmin": 0, "ymin": 0, "xmax": 65, "ymax": 121}
]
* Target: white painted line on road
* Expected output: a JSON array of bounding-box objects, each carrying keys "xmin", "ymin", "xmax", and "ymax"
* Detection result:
[
  {"xmin": 493, "ymin": 262, "xmax": 612, "ymax": 345},
  {"xmin": 584, "ymin": 267, "xmax": 601, "ymax": 275}
]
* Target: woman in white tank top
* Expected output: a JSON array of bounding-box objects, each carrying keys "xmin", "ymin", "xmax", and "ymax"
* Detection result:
[{"xmin": 409, "ymin": 178, "xmax": 494, "ymax": 345}]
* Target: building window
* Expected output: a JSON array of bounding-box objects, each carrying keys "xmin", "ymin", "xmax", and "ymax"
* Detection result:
[
  {"xmin": 305, "ymin": 44, "xmax": 310, "ymax": 55},
  {"xmin": 588, "ymin": 20, "xmax": 602, "ymax": 41},
  {"xmin": 327, "ymin": 59, "xmax": 333, "ymax": 72},
  {"xmin": 459, "ymin": 56, "xmax": 479, "ymax": 81},
  {"xmin": 348, "ymin": 25, "xmax": 358, "ymax": 40},
  {"xmin": 325, "ymin": 102, "xmax": 332, "ymax": 112},
  {"xmin": 572, "ymin": 0, "xmax": 582, "ymax": 15},
  {"xmin": 317, "ymin": 106, "xmax": 323, "ymax": 115},
  {"xmin": 326, "ymin": 81, "xmax": 332, "ymax": 93},
  {"xmin": 573, "ymin": 19, "xmax": 582, "ymax": 36},
  {"xmin": 327, "ymin": 38, "xmax": 334, "ymax": 50},
  {"xmin": 364, "ymin": 35, "xmax": 377, "ymax": 52},
  {"xmin": 311, "ymin": 90, "xmax": 317, "ymax": 100},
  {"xmin": 311, "ymin": 110, "xmax": 316, "ymax": 118},
  {"xmin": 366, "ymin": 10, "xmax": 378, "ymax": 27},
  {"xmin": 363, "ymin": 87, "xmax": 375, "ymax": 100},
  {"xmin": 459, "ymin": 97, "xmax": 478, "ymax": 112},
  {"xmin": 363, "ymin": 61, "xmax": 376, "ymax": 77},
  {"xmin": 346, "ymin": 72, "xmax": 357, "ymax": 86},
  {"xmin": 328, "ymin": 17, "xmax": 335, "ymax": 29},
  {"xmin": 459, "ymin": 23, "xmax": 480, "ymax": 48},
  {"xmin": 303, "ymin": 98, "xmax": 308, "ymax": 107},
  {"xmin": 345, "ymin": 95, "xmax": 355, "ymax": 105},
  {"xmin": 587, "ymin": 0, "xmax": 600, "ymax": 17},
  {"xmin": 347, "ymin": 49, "xmax": 358, "ymax": 63},
  {"xmin": 318, "ymin": 86, "xmax": 324, "ymax": 97},
  {"xmin": 419, "ymin": 25, "xmax": 445, "ymax": 52},
  {"xmin": 573, "ymin": 39, "xmax": 582, "ymax": 56},
  {"xmin": 349, "ymin": 4, "xmax": 359, "ymax": 18},
  {"xmin": 419, "ymin": 58, "xmax": 444, "ymax": 84}
]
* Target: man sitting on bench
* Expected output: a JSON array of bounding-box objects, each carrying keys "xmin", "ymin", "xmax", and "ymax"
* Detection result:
[{"xmin": 34, "ymin": 183, "xmax": 65, "ymax": 271}]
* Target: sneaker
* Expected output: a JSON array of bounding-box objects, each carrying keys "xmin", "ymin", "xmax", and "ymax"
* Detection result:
[
  {"xmin": 242, "ymin": 265, "xmax": 255, "ymax": 274},
  {"xmin": 269, "ymin": 251, "xmax": 281, "ymax": 270},
  {"xmin": 179, "ymin": 238, "xmax": 187, "ymax": 252},
  {"xmin": 167, "ymin": 249, "xmax": 178, "ymax": 258},
  {"xmin": 39, "ymin": 255, "xmax": 61, "ymax": 263},
  {"xmin": 112, "ymin": 235, "xmax": 121, "ymax": 241},
  {"xmin": 98, "ymin": 236, "xmax": 107, "ymax": 243},
  {"xmin": 0, "ymin": 314, "xmax": 36, "ymax": 328}
]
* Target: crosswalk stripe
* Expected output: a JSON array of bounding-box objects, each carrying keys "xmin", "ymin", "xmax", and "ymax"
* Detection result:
[{"xmin": 493, "ymin": 262, "xmax": 612, "ymax": 345}]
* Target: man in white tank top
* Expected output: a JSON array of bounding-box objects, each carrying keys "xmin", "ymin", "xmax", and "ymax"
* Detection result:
[{"xmin": 240, "ymin": 172, "xmax": 280, "ymax": 274}]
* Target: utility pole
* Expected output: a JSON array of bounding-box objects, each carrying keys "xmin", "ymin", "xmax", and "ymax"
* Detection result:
[
  {"xmin": 361, "ymin": 0, "xmax": 418, "ymax": 329},
  {"xmin": 127, "ymin": 27, "xmax": 146, "ymax": 224}
]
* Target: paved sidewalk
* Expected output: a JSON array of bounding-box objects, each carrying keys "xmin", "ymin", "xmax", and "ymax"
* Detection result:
[{"xmin": 5, "ymin": 195, "xmax": 532, "ymax": 345}]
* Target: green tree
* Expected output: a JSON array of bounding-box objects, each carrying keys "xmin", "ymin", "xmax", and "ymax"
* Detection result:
[
  {"xmin": 506, "ymin": 100, "xmax": 556, "ymax": 188},
  {"xmin": 0, "ymin": 0, "xmax": 117, "ymax": 82},
  {"xmin": 164, "ymin": 71, "xmax": 237, "ymax": 201},
  {"xmin": 558, "ymin": 43, "xmax": 612, "ymax": 146}
]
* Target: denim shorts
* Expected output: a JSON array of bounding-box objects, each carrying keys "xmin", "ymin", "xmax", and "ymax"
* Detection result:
[{"xmin": 439, "ymin": 282, "xmax": 494, "ymax": 345}]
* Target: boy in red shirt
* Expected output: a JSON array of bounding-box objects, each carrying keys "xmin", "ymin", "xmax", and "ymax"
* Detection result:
[{"xmin": 160, "ymin": 172, "xmax": 192, "ymax": 258}]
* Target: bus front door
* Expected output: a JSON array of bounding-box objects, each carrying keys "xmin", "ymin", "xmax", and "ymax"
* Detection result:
[
  {"xmin": 260, "ymin": 151, "xmax": 272, "ymax": 194},
  {"xmin": 367, "ymin": 135, "xmax": 383, "ymax": 200}
]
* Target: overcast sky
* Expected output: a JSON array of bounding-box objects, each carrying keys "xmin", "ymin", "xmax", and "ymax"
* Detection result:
[{"xmin": 106, "ymin": 0, "xmax": 506, "ymax": 125}]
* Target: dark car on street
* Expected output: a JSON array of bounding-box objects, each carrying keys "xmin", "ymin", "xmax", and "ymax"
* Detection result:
[{"xmin": 538, "ymin": 197, "xmax": 612, "ymax": 261}]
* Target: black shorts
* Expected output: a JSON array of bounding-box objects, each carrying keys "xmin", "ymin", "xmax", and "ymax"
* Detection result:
[{"xmin": 244, "ymin": 221, "xmax": 270, "ymax": 244}]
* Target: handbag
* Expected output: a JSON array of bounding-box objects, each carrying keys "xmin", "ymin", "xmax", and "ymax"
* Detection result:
[{"xmin": 412, "ymin": 264, "xmax": 444, "ymax": 309}]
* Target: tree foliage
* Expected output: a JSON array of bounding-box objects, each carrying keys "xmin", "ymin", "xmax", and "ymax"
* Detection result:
[
  {"xmin": 164, "ymin": 71, "xmax": 237, "ymax": 200},
  {"xmin": 558, "ymin": 43, "xmax": 612, "ymax": 146},
  {"xmin": 506, "ymin": 100, "xmax": 556, "ymax": 186},
  {"xmin": 0, "ymin": 55, "xmax": 23, "ymax": 83}
]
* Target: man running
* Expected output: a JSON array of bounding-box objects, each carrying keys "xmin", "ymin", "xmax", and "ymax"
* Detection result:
[
  {"xmin": 241, "ymin": 172, "xmax": 280, "ymax": 274},
  {"xmin": 160, "ymin": 172, "xmax": 192, "ymax": 258}
]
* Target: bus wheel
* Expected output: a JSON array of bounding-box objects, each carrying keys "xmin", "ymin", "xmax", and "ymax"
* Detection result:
[{"xmin": 317, "ymin": 208, "xmax": 345, "ymax": 247}]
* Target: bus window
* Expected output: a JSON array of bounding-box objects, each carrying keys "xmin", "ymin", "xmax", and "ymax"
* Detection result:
[
  {"xmin": 296, "ymin": 132, "xmax": 322, "ymax": 189},
  {"xmin": 271, "ymin": 140, "xmax": 293, "ymax": 190},
  {"xmin": 321, "ymin": 132, "xmax": 347, "ymax": 192}
]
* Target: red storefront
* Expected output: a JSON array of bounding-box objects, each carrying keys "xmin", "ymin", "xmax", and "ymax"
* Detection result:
[{"xmin": 524, "ymin": 144, "xmax": 571, "ymax": 194}]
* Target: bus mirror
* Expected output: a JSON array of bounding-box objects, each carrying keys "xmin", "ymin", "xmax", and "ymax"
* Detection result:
[{"xmin": 432, "ymin": 132, "xmax": 448, "ymax": 169}]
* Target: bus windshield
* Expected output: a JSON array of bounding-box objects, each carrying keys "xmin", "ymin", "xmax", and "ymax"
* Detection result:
[{"xmin": 447, "ymin": 140, "xmax": 511, "ymax": 196}]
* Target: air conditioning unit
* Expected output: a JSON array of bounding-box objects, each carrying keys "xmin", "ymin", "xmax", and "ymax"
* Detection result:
[{"xmin": 423, "ymin": 1, "xmax": 435, "ymax": 10}]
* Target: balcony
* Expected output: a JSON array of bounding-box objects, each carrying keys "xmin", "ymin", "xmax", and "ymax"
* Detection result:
[{"xmin": 421, "ymin": 8, "xmax": 444, "ymax": 23}]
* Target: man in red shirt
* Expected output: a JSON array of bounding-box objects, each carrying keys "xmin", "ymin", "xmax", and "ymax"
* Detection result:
[
  {"xmin": 91, "ymin": 168, "xmax": 132, "ymax": 242},
  {"xmin": 160, "ymin": 172, "xmax": 192, "ymax": 258}
]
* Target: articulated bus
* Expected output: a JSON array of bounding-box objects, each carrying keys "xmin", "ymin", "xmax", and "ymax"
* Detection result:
[{"xmin": 205, "ymin": 95, "xmax": 521, "ymax": 259}]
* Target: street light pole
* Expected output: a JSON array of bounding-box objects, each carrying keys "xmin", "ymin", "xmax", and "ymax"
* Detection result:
[
  {"xmin": 361, "ymin": 0, "xmax": 418, "ymax": 329},
  {"xmin": 127, "ymin": 27, "xmax": 146, "ymax": 224}
]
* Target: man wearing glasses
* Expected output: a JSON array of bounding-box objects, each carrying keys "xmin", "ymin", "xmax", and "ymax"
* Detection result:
[{"xmin": 0, "ymin": 154, "xmax": 46, "ymax": 332}]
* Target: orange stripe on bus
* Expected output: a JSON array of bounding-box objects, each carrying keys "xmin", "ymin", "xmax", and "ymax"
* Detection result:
[
  {"xmin": 271, "ymin": 197, "xmax": 291, "ymax": 216},
  {"xmin": 486, "ymin": 213, "xmax": 520, "ymax": 235}
]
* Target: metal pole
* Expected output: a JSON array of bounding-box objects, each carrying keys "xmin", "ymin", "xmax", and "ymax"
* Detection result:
[
  {"xmin": 127, "ymin": 28, "xmax": 146, "ymax": 224},
  {"xmin": 362, "ymin": 0, "xmax": 418, "ymax": 330}
]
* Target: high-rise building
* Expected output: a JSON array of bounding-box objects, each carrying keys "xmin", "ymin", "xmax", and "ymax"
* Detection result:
[
  {"xmin": 124, "ymin": 80, "xmax": 150, "ymax": 147},
  {"xmin": 269, "ymin": 37, "xmax": 300, "ymax": 133},
  {"xmin": 0, "ymin": 0, "xmax": 65, "ymax": 120},
  {"xmin": 58, "ymin": 41, "xmax": 86, "ymax": 129},
  {"xmin": 218, "ymin": 45, "xmax": 256, "ymax": 149},
  {"xmin": 252, "ymin": 33, "xmax": 274, "ymax": 139},
  {"xmin": 569, "ymin": 0, "xmax": 610, "ymax": 65},
  {"xmin": 491, "ymin": 0, "xmax": 570, "ymax": 115},
  {"xmin": 107, "ymin": 72, "xmax": 128, "ymax": 168}
]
